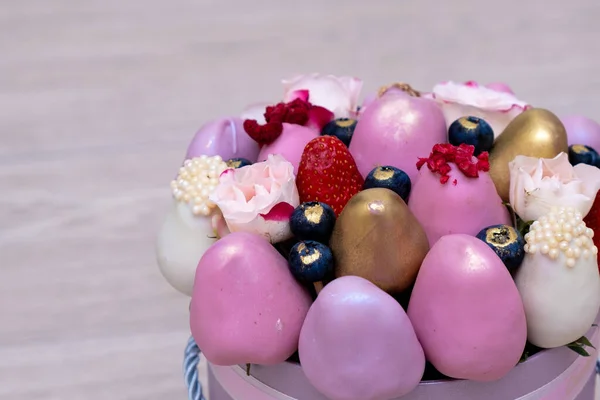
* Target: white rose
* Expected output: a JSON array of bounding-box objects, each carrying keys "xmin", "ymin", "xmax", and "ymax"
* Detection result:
[{"xmin": 509, "ymin": 153, "xmax": 600, "ymax": 222}]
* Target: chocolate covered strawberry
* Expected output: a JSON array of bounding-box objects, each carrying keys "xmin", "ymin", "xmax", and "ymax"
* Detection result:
[
  {"xmin": 296, "ymin": 136, "xmax": 364, "ymax": 215},
  {"xmin": 583, "ymin": 191, "xmax": 600, "ymax": 271}
]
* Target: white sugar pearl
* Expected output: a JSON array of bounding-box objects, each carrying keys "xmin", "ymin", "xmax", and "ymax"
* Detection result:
[
  {"xmin": 564, "ymin": 233, "xmax": 573, "ymax": 242},
  {"xmin": 583, "ymin": 249, "xmax": 590, "ymax": 259},
  {"xmin": 565, "ymin": 248, "xmax": 574, "ymax": 258},
  {"xmin": 536, "ymin": 231, "xmax": 544, "ymax": 241},
  {"xmin": 587, "ymin": 228, "xmax": 595, "ymax": 238},
  {"xmin": 549, "ymin": 249, "xmax": 559, "ymax": 259},
  {"xmin": 554, "ymin": 232, "xmax": 564, "ymax": 241},
  {"xmin": 563, "ymin": 223, "xmax": 572, "ymax": 233},
  {"xmin": 528, "ymin": 245, "xmax": 538, "ymax": 254},
  {"xmin": 541, "ymin": 245, "xmax": 550, "ymax": 254},
  {"xmin": 552, "ymin": 224, "xmax": 561, "ymax": 232},
  {"xmin": 559, "ymin": 241, "xmax": 569, "ymax": 251},
  {"xmin": 566, "ymin": 258, "xmax": 576, "ymax": 268}
]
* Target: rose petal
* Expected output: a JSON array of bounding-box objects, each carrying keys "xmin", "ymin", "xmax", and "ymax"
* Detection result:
[
  {"xmin": 260, "ymin": 202, "xmax": 295, "ymax": 222},
  {"xmin": 306, "ymin": 105, "xmax": 334, "ymax": 131},
  {"xmin": 485, "ymin": 83, "xmax": 515, "ymax": 95},
  {"xmin": 430, "ymin": 81, "xmax": 529, "ymax": 138},
  {"xmin": 288, "ymin": 89, "xmax": 309, "ymax": 102}
]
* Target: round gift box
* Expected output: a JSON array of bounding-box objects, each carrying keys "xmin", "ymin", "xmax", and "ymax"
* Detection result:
[{"xmin": 205, "ymin": 319, "xmax": 599, "ymax": 400}]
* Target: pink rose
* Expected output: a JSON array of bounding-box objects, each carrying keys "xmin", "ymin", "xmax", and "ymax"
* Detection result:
[
  {"xmin": 282, "ymin": 74, "xmax": 363, "ymax": 119},
  {"xmin": 509, "ymin": 153, "xmax": 600, "ymax": 222},
  {"xmin": 426, "ymin": 81, "xmax": 529, "ymax": 138},
  {"xmin": 210, "ymin": 154, "xmax": 299, "ymax": 243}
]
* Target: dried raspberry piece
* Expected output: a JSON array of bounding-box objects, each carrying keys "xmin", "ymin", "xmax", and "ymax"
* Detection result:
[{"xmin": 416, "ymin": 143, "xmax": 490, "ymax": 184}]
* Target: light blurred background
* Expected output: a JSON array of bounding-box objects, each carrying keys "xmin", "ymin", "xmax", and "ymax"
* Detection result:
[{"xmin": 1, "ymin": 1, "xmax": 599, "ymax": 399}]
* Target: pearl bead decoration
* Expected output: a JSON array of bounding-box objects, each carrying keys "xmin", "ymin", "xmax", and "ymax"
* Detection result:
[
  {"xmin": 523, "ymin": 206, "xmax": 597, "ymax": 268},
  {"xmin": 170, "ymin": 155, "xmax": 229, "ymax": 216}
]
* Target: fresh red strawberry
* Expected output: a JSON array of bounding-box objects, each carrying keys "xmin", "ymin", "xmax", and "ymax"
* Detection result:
[
  {"xmin": 583, "ymin": 191, "xmax": 600, "ymax": 272},
  {"xmin": 296, "ymin": 136, "xmax": 364, "ymax": 215}
]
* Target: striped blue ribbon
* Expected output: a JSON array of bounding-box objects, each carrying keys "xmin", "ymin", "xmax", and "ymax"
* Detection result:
[
  {"xmin": 184, "ymin": 336, "xmax": 206, "ymax": 400},
  {"xmin": 184, "ymin": 335, "xmax": 600, "ymax": 399}
]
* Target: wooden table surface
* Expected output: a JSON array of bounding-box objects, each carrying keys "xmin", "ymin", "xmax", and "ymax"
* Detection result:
[{"xmin": 1, "ymin": 1, "xmax": 599, "ymax": 399}]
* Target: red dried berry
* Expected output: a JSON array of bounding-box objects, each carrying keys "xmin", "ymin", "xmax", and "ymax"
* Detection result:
[
  {"xmin": 244, "ymin": 98, "xmax": 316, "ymax": 145},
  {"xmin": 243, "ymin": 119, "xmax": 283, "ymax": 145},
  {"xmin": 416, "ymin": 143, "xmax": 490, "ymax": 184}
]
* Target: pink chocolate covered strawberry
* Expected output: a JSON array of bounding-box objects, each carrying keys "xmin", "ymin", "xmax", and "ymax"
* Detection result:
[{"xmin": 297, "ymin": 136, "xmax": 364, "ymax": 215}]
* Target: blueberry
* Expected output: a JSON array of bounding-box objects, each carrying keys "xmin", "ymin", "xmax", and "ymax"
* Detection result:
[
  {"xmin": 476, "ymin": 224, "xmax": 525, "ymax": 271},
  {"xmin": 363, "ymin": 166, "xmax": 411, "ymax": 202},
  {"xmin": 288, "ymin": 240, "xmax": 334, "ymax": 283},
  {"xmin": 568, "ymin": 144, "xmax": 600, "ymax": 168},
  {"xmin": 290, "ymin": 202, "xmax": 336, "ymax": 243},
  {"xmin": 448, "ymin": 116, "xmax": 494, "ymax": 156},
  {"xmin": 226, "ymin": 158, "xmax": 253, "ymax": 169},
  {"xmin": 321, "ymin": 118, "xmax": 357, "ymax": 147}
]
